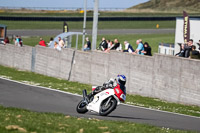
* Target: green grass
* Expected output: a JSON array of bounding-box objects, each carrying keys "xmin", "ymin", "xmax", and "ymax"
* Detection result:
[
  {"xmin": 12, "ymin": 33, "xmax": 175, "ymax": 54},
  {"xmin": 0, "ymin": 65, "xmax": 200, "ymax": 117},
  {"xmin": 0, "ymin": 20, "xmax": 176, "ymax": 29},
  {"xmin": 0, "ymin": 106, "xmax": 194, "ymax": 133}
]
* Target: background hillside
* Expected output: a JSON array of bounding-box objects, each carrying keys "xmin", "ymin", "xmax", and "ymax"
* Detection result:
[{"xmin": 128, "ymin": 0, "xmax": 200, "ymax": 13}]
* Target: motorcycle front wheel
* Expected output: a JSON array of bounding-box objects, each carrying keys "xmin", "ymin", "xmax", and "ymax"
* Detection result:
[
  {"xmin": 76, "ymin": 100, "xmax": 88, "ymax": 114},
  {"xmin": 99, "ymin": 98, "xmax": 117, "ymax": 116}
]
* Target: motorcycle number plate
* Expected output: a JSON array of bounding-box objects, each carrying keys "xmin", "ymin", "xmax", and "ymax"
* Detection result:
[{"xmin": 120, "ymin": 94, "xmax": 126, "ymax": 101}]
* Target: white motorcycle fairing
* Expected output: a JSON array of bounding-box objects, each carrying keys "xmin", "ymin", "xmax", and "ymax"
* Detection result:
[{"xmin": 86, "ymin": 89, "xmax": 120, "ymax": 113}]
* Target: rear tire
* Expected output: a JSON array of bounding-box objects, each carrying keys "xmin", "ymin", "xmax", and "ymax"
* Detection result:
[
  {"xmin": 76, "ymin": 100, "xmax": 88, "ymax": 114},
  {"xmin": 99, "ymin": 98, "xmax": 117, "ymax": 116}
]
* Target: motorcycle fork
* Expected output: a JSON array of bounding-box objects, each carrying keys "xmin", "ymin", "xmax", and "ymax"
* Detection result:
[{"xmin": 105, "ymin": 97, "xmax": 112, "ymax": 107}]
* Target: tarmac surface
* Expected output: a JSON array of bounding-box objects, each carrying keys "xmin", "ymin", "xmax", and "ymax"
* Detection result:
[
  {"xmin": 7, "ymin": 29, "xmax": 175, "ymax": 36},
  {"xmin": 0, "ymin": 78, "xmax": 200, "ymax": 132}
]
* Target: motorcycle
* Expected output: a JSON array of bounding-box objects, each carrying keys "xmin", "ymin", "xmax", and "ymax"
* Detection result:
[{"xmin": 76, "ymin": 84, "xmax": 126, "ymax": 116}]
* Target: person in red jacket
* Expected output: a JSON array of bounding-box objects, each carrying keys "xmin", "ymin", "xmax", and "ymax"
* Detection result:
[{"xmin": 39, "ymin": 38, "xmax": 46, "ymax": 47}]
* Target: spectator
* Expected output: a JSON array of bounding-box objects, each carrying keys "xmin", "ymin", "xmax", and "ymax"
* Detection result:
[
  {"xmin": 3, "ymin": 37, "xmax": 9, "ymax": 45},
  {"xmin": 111, "ymin": 39, "xmax": 122, "ymax": 51},
  {"xmin": 135, "ymin": 40, "xmax": 144, "ymax": 55},
  {"xmin": 15, "ymin": 36, "xmax": 22, "ymax": 47},
  {"xmin": 54, "ymin": 41, "xmax": 61, "ymax": 51},
  {"xmin": 197, "ymin": 40, "xmax": 200, "ymax": 50},
  {"xmin": 190, "ymin": 45, "xmax": 200, "ymax": 59},
  {"xmin": 104, "ymin": 41, "xmax": 114, "ymax": 53},
  {"xmin": 48, "ymin": 37, "xmax": 54, "ymax": 47},
  {"xmin": 58, "ymin": 37, "xmax": 64, "ymax": 48},
  {"xmin": 98, "ymin": 37, "xmax": 108, "ymax": 51},
  {"xmin": 175, "ymin": 43, "xmax": 185, "ymax": 57},
  {"xmin": 107, "ymin": 40, "xmax": 111, "ymax": 48},
  {"xmin": 123, "ymin": 41, "xmax": 135, "ymax": 53},
  {"xmin": 184, "ymin": 39, "xmax": 193, "ymax": 58},
  {"xmin": 39, "ymin": 38, "xmax": 46, "ymax": 47},
  {"xmin": 83, "ymin": 37, "xmax": 91, "ymax": 51},
  {"xmin": 142, "ymin": 42, "xmax": 152, "ymax": 56}
]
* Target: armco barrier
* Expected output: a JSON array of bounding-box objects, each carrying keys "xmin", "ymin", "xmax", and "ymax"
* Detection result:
[{"xmin": 0, "ymin": 44, "xmax": 200, "ymax": 106}]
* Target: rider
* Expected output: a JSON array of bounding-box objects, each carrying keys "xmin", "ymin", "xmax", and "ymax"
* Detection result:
[{"xmin": 86, "ymin": 75, "xmax": 127, "ymax": 100}]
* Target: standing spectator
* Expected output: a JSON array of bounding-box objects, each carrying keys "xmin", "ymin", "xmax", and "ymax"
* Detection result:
[
  {"xmin": 15, "ymin": 35, "xmax": 22, "ymax": 47},
  {"xmin": 3, "ymin": 37, "xmax": 9, "ymax": 45},
  {"xmin": 175, "ymin": 43, "xmax": 185, "ymax": 57},
  {"xmin": 58, "ymin": 37, "xmax": 64, "ymax": 48},
  {"xmin": 98, "ymin": 37, "xmax": 108, "ymax": 51},
  {"xmin": 184, "ymin": 39, "xmax": 193, "ymax": 58},
  {"xmin": 142, "ymin": 42, "xmax": 152, "ymax": 56},
  {"xmin": 123, "ymin": 41, "xmax": 135, "ymax": 53},
  {"xmin": 111, "ymin": 39, "xmax": 122, "ymax": 51},
  {"xmin": 84, "ymin": 37, "xmax": 91, "ymax": 51},
  {"xmin": 54, "ymin": 41, "xmax": 61, "ymax": 51},
  {"xmin": 135, "ymin": 40, "xmax": 144, "ymax": 55},
  {"xmin": 39, "ymin": 38, "xmax": 46, "ymax": 47}
]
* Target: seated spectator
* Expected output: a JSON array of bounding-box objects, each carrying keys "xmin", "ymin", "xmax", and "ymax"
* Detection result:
[
  {"xmin": 175, "ymin": 43, "xmax": 185, "ymax": 57},
  {"xmin": 48, "ymin": 37, "xmax": 54, "ymax": 47},
  {"xmin": 54, "ymin": 41, "xmax": 61, "ymax": 51},
  {"xmin": 58, "ymin": 37, "xmax": 65, "ymax": 48},
  {"xmin": 39, "ymin": 38, "xmax": 46, "ymax": 47},
  {"xmin": 3, "ymin": 37, "xmax": 9, "ymax": 45},
  {"xmin": 123, "ymin": 41, "xmax": 135, "ymax": 53},
  {"xmin": 104, "ymin": 41, "xmax": 114, "ymax": 53},
  {"xmin": 107, "ymin": 40, "xmax": 111, "ymax": 48},
  {"xmin": 135, "ymin": 40, "xmax": 144, "ymax": 55},
  {"xmin": 110, "ymin": 39, "xmax": 122, "ymax": 51},
  {"xmin": 190, "ymin": 45, "xmax": 200, "ymax": 59},
  {"xmin": 83, "ymin": 37, "xmax": 91, "ymax": 51},
  {"xmin": 142, "ymin": 42, "xmax": 152, "ymax": 56},
  {"xmin": 98, "ymin": 37, "xmax": 108, "ymax": 51}
]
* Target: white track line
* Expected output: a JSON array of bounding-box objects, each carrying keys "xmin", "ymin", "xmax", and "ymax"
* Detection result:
[{"xmin": 0, "ymin": 77, "xmax": 200, "ymax": 119}]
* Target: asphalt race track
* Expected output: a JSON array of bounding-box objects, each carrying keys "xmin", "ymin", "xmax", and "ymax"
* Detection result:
[
  {"xmin": 0, "ymin": 78, "xmax": 200, "ymax": 132},
  {"xmin": 7, "ymin": 29, "xmax": 175, "ymax": 36}
]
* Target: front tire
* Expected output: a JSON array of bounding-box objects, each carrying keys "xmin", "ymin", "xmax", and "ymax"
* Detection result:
[
  {"xmin": 76, "ymin": 100, "xmax": 88, "ymax": 114},
  {"xmin": 99, "ymin": 98, "xmax": 117, "ymax": 116}
]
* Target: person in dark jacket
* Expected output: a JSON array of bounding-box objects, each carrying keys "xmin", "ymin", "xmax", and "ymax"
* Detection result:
[
  {"xmin": 190, "ymin": 45, "xmax": 200, "ymax": 59},
  {"xmin": 184, "ymin": 39, "xmax": 193, "ymax": 58},
  {"xmin": 142, "ymin": 42, "xmax": 152, "ymax": 56},
  {"xmin": 98, "ymin": 37, "xmax": 108, "ymax": 51},
  {"xmin": 175, "ymin": 43, "xmax": 185, "ymax": 57}
]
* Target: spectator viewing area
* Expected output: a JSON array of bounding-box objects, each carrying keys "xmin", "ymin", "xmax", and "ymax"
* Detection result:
[{"xmin": 175, "ymin": 17, "xmax": 200, "ymax": 54}]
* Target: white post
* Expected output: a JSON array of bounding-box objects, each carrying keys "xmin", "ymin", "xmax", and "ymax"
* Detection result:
[
  {"xmin": 92, "ymin": 0, "xmax": 99, "ymax": 50},
  {"xmin": 82, "ymin": 0, "xmax": 87, "ymax": 50}
]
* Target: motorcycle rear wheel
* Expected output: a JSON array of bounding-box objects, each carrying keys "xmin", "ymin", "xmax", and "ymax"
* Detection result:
[
  {"xmin": 99, "ymin": 98, "xmax": 117, "ymax": 116},
  {"xmin": 76, "ymin": 100, "xmax": 88, "ymax": 114}
]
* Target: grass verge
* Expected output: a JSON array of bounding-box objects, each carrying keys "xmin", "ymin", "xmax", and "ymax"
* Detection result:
[
  {"xmin": 0, "ymin": 65, "xmax": 200, "ymax": 117},
  {"xmin": 0, "ymin": 106, "xmax": 194, "ymax": 133},
  {"xmin": 0, "ymin": 20, "xmax": 175, "ymax": 29}
]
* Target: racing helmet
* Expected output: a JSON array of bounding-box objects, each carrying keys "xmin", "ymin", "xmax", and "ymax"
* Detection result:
[{"xmin": 117, "ymin": 75, "xmax": 126, "ymax": 85}]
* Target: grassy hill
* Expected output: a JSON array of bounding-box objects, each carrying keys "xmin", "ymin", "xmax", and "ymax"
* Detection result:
[{"xmin": 128, "ymin": 0, "xmax": 200, "ymax": 13}]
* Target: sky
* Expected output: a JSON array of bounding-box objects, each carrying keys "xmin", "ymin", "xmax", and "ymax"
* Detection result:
[{"xmin": 0, "ymin": 0, "xmax": 149, "ymax": 9}]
